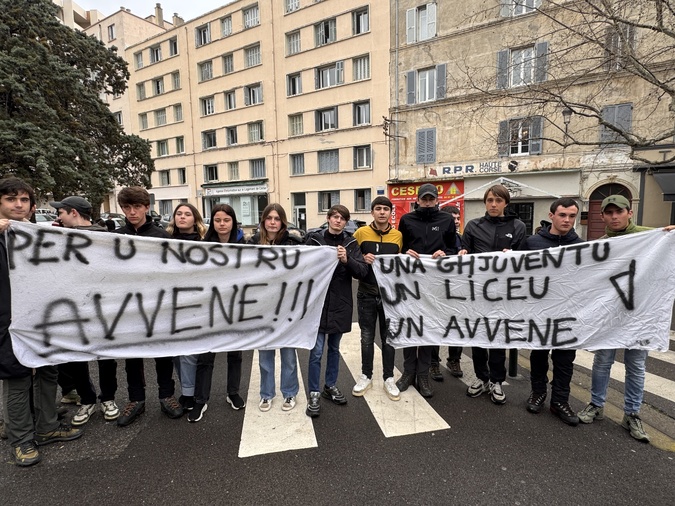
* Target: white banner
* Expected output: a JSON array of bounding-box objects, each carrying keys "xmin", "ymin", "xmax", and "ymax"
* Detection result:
[
  {"xmin": 7, "ymin": 222, "xmax": 337, "ymax": 367},
  {"xmin": 373, "ymin": 230, "xmax": 675, "ymax": 351}
]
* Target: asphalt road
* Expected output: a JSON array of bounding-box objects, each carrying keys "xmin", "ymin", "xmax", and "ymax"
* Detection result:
[{"xmin": 2, "ymin": 338, "xmax": 675, "ymax": 506}]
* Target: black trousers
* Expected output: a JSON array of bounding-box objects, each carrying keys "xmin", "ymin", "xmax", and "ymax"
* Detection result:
[
  {"xmin": 403, "ymin": 346, "xmax": 432, "ymax": 376},
  {"xmin": 471, "ymin": 347, "xmax": 506, "ymax": 383},
  {"xmin": 194, "ymin": 351, "xmax": 242, "ymax": 404},
  {"xmin": 431, "ymin": 346, "xmax": 463, "ymax": 364},
  {"xmin": 530, "ymin": 349, "xmax": 576, "ymax": 404},
  {"xmin": 125, "ymin": 357, "xmax": 174, "ymax": 402},
  {"xmin": 58, "ymin": 360, "xmax": 117, "ymax": 404}
]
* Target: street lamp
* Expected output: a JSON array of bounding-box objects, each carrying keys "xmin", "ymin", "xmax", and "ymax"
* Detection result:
[{"xmin": 562, "ymin": 108, "xmax": 573, "ymax": 150}]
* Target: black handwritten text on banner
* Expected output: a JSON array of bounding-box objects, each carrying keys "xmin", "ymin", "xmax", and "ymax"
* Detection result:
[
  {"xmin": 7, "ymin": 222, "xmax": 338, "ymax": 367},
  {"xmin": 373, "ymin": 230, "xmax": 675, "ymax": 351}
]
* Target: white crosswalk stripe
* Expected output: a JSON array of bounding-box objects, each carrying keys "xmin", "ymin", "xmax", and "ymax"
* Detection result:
[
  {"xmin": 340, "ymin": 332, "xmax": 450, "ymax": 437},
  {"xmin": 239, "ymin": 350, "xmax": 317, "ymax": 458}
]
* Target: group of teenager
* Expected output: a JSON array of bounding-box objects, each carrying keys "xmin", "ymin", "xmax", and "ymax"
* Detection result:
[{"xmin": 1, "ymin": 176, "xmax": 673, "ymax": 467}]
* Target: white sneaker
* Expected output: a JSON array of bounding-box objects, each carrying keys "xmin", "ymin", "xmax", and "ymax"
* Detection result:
[
  {"xmin": 101, "ymin": 400, "xmax": 120, "ymax": 421},
  {"xmin": 72, "ymin": 404, "xmax": 96, "ymax": 426},
  {"xmin": 352, "ymin": 374, "xmax": 372, "ymax": 397},
  {"xmin": 259, "ymin": 398, "xmax": 272, "ymax": 412},
  {"xmin": 282, "ymin": 396, "xmax": 296, "ymax": 411},
  {"xmin": 383, "ymin": 377, "xmax": 400, "ymax": 401},
  {"xmin": 489, "ymin": 381, "xmax": 506, "ymax": 404}
]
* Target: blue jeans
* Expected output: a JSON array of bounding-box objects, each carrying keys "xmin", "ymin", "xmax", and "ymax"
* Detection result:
[
  {"xmin": 259, "ymin": 348, "xmax": 299, "ymax": 399},
  {"xmin": 308, "ymin": 333, "xmax": 342, "ymax": 393},
  {"xmin": 357, "ymin": 292, "xmax": 395, "ymax": 380},
  {"xmin": 176, "ymin": 355, "xmax": 198, "ymax": 396},
  {"xmin": 591, "ymin": 349, "xmax": 648, "ymax": 414}
]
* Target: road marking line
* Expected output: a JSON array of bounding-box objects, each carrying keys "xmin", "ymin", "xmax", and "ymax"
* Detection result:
[
  {"xmin": 574, "ymin": 350, "xmax": 675, "ymax": 402},
  {"xmin": 238, "ymin": 350, "xmax": 317, "ymax": 458},
  {"xmin": 340, "ymin": 330, "xmax": 450, "ymax": 437}
]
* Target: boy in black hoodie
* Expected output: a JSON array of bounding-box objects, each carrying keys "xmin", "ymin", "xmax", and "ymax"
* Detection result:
[
  {"xmin": 460, "ymin": 184, "xmax": 525, "ymax": 405},
  {"xmin": 113, "ymin": 186, "xmax": 183, "ymax": 426},
  {"xmin": 522, "ymin": 198, "xmax": 582, "ymax": 426}
]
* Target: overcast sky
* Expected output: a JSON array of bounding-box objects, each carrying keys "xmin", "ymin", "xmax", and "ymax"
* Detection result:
[{"xmin": 79, "ymin": 1, "xmax": 231, "ymax": 23}]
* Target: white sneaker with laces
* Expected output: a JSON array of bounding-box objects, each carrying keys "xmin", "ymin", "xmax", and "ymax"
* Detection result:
[
  {"xmin": 72, "ymin": 404, "xmax": 96, "ymax": 425},
  {"xmin": 467, "ymin": 379, "xmax": 489, "ymax": 397},
  {"xmin": 383, "ymin": 377, "xmax": 400, "ymax": 401},
  {"xmin": 101, "ymin": 400, "xmax": 120, "ymax": 421},
  {"xmin": 282, "ymin": 397, "xmax": 296, "ymax": 411},
  {"xmin": 259, "ymin": 398, "xmax": 272, "ymax": 412},
  {"xmin": 489, "ymin": 381, "xmax": 506, "ymax": 404},
  {"xmin": 352, "ymin": 374, "xmax": 372, "ymax": 397}
]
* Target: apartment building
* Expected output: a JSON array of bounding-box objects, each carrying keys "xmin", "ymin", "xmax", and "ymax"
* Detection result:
[
  {"xmin": 390, "ymin": 1, "xmax": 675, "ymax": 237},
  {"xmin": 92, "ymin": 1, "xmax": 390, "ymax": 231},
  {"xmin": 53, "ymin": 0, "xmax": 102, "ymax": 30}
]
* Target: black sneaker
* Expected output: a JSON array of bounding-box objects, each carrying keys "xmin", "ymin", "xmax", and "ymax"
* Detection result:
[
  {"xmin": 13, "ymin": 441, "xmax": 41, "ymax": 467},
  {"xmin": 226, "ymin": 394, "xmax": 246, "ymax": 410},
  {"xmin": 321, "ymin": 385, "xmax": 347, "ymax": 405},
  {"xmin": 306, "ymin": 392, "xmax": 321, "ymax": 418},
  {"xmin": 429, "ymin": 364, "xmax": 444, "ymax": 382},
  {"xmin": 526, "ymin": 391, "xmax": 547, "ymax": 414},
  {"xmin": 35, "ymin": 423, "xmax": 83, "ymax": 446},
  {"xmin": 179, "ymin": 395, "xmax": 195, "ymax": 411},
  {"xmin": 160, "ymin": 396, "xmax": 184, "ymax": 419},
  {"xmin": 416, "ymin": 374, "xmax": 433, "ymax": 398},
  {"xmin": 446, "ymin": 359, "xmax": 464, "ymax": 378},
  {"xmin": 396, "ymin": 373, "xmax": 415, "ymax": 392},
  {"xmin": 187, "ymin": 403, "xmax": 208, "ymax": 423},
  {"xmin": 550, "ymin": 402, "xmax": 580, "ymax": 426},
  {"xmin": 117, "ymin": 401, "xmax": 145, "ymax": 427}
]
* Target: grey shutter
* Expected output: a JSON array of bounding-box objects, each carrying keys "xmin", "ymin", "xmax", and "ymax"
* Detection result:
[
  {"xmin": 616, "ymin": 103, "xmax": 632, "ymax": 133},
  {"xmin": 259, "ymin": 84, "xmax": 263, "ymax": 102},
  {"xmin": 416, "ymin": 130, "xmax": 426, "ymax": 164},
  {"xmin": 499, "ymin": 0, "xmax": 511, "ymax": 17},
  {"xmin": 497, "ymin": 50, "xmax": 509, "ymax": 89},
  {"xmin": 298, "ymin": 75, "xmax": 302, "ymax": 94},
  {"xmin": 334, "ymin": 107, "xmax": 339, "ymax": 129},
  {"xmin": 534, "ymin": 41, "xmax": 548, "ymax": 83},
  {"xmin": 498, "ymin": 120, "xmax": 509, "ymax": 156},
  {"xmin": 427, "ymin": 3, "xmax": 436, "ymax": 38},
  {"xmin": 426, "ymin": 128, "xmax": 436, "ymax": 163},
  {"xmin": 336, "ymin": 61, "xmax": 344, "ymax": 84},
  {"xmin": 406, "ymin": 8, "xmax": 416, "ymax": 43},
  {"xmin": 407, "ymin": 71, "xmax": 416, "ymax": 104},
  {"xmin": 314, "ymin": 68, "xmax": 319, "ymax": 90},
  {"xmin": 436, "ymin": 63, "xmax": 446, "ymax": 99},
  {"xmin": 315, "ymin": 110, "xmax": 320, "ymax": 132},
  {"xmin": 529, "ymin": 116, "xmax": 543, "ymax": 154}
]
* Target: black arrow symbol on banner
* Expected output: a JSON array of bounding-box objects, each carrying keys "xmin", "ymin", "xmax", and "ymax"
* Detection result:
[{"xmin": 609, "ymin": 259, "xmax": 635, "ymax": 310}]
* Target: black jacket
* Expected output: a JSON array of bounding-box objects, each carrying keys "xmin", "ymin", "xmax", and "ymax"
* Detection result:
[
  {"xmin": 172, "ymin": 231, "xmax": 202, "ymax": 242},
  {"xmin": 114, "ymin": 216, "xmax": 170, "ymax": 238},
  {"xmin": 523, "ymin": 223, "xmax": 583, "ymax": 250},
  {"xmin": 305, "ymin": 229, "xmax": 368, "ymax": 333},
  {"xmin": 0, "ymin": 233, "xmax": 32, "ymax": 379},
  {"xmin": 398, "ymin": 207, "xmax": 457, "ymax": 255},
  {"xmin": 462, "ymin": 213, "xmax": 526, "ymax": 253}
]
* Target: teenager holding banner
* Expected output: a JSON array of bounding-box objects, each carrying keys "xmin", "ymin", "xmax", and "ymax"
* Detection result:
[
  {"xmin": 396, "ymin": 184, "xmax": 457, "ymax": 397},
  {"xmin": 351, "ymin": 196, "xmax": 403, "ymax": 400},
  {"xmin": 248, "ymin": 203, "xmax": 303, "ymax": 412},
  {"xmin": 0, "ymin": 177, "xmax": 82, "ymax": 467},
  {"xmin": 49, "ymin": 196, "xmax": 120, "ymax": 426},
  {"xmin": 165, "ymin": 204, "xmax": 207, "ymax": 414},
  {"xmin": 305, "ymin": 205, "xmax": 369, "ymax": 417},
  {"xmin": 188, "ymin": 204, "xmax": 246, "ymax": 422},
  {"xmin": 578, "ymin": 195, "xmax": 675, "ymax": 442},
  {"xmin": 114, "ymin": 187, "xmax": 184, "ymax": 426},
  {"xmin": 459, "ymin": 184, "xmax": 526, "ymax": 404},
  {"xmin": 522, "ymin": 198, "xmax": 583, "ymax": 426}
]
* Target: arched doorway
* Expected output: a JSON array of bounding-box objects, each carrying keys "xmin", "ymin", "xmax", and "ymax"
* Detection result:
[{"xmin": 587, "ymin": 183, "xmax": 632, "ymax": 240}]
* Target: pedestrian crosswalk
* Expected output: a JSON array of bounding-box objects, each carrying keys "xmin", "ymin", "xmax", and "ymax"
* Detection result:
[{"xmin": 237, "ymin": 331, "xmax": 675, "ymax": 458}]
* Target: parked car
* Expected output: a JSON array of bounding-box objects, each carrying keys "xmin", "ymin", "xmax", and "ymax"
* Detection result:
[
  {"xmin": 306, "ymin": 219, "xmax": 366, "ymax": 236},
  {"xmin": 149, "ymin": 210, "xmax": 170, "ymax": 229},
  {"xmin": 100, "ymin": 212, "xmax": 126, "ymax": 221},
  {"xmin": 287, "ymin": 222, "xmax": 306, "ymax": 238},
  {"xmin": 33, "ymin": 214, "xmax": 55, "ymax": 227}
]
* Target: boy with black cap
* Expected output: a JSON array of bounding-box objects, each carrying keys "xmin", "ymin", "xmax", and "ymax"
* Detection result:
[
  {"xmin": 352, "ymin": 196, "xmax": 403, "ymax": 400},
  {"xmin": 396, "ymin": 183, "xmax": 457, "ymax": 397},
  {"xmin": 577, "ymin": 195, "xmax": 675, "ymax": 442},
  {"xmin": 49, "ymin": 196, "xmax": 120, "ymax": 425}
]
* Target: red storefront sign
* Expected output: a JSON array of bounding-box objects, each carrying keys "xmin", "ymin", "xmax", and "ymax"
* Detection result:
[{"xmin": 389, "ymin": 181, "xmax": 465, "ymax": 230}]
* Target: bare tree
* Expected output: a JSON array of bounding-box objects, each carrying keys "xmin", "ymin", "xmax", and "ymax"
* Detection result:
[{"xmin": 448, "ymin": 0, "xmax": 675, "ymax": 164}]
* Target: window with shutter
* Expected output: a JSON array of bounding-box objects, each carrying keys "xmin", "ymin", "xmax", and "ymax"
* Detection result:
[{"xmin": 416, "ymin": 128, "xmax": 436, "ymax": 164}]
